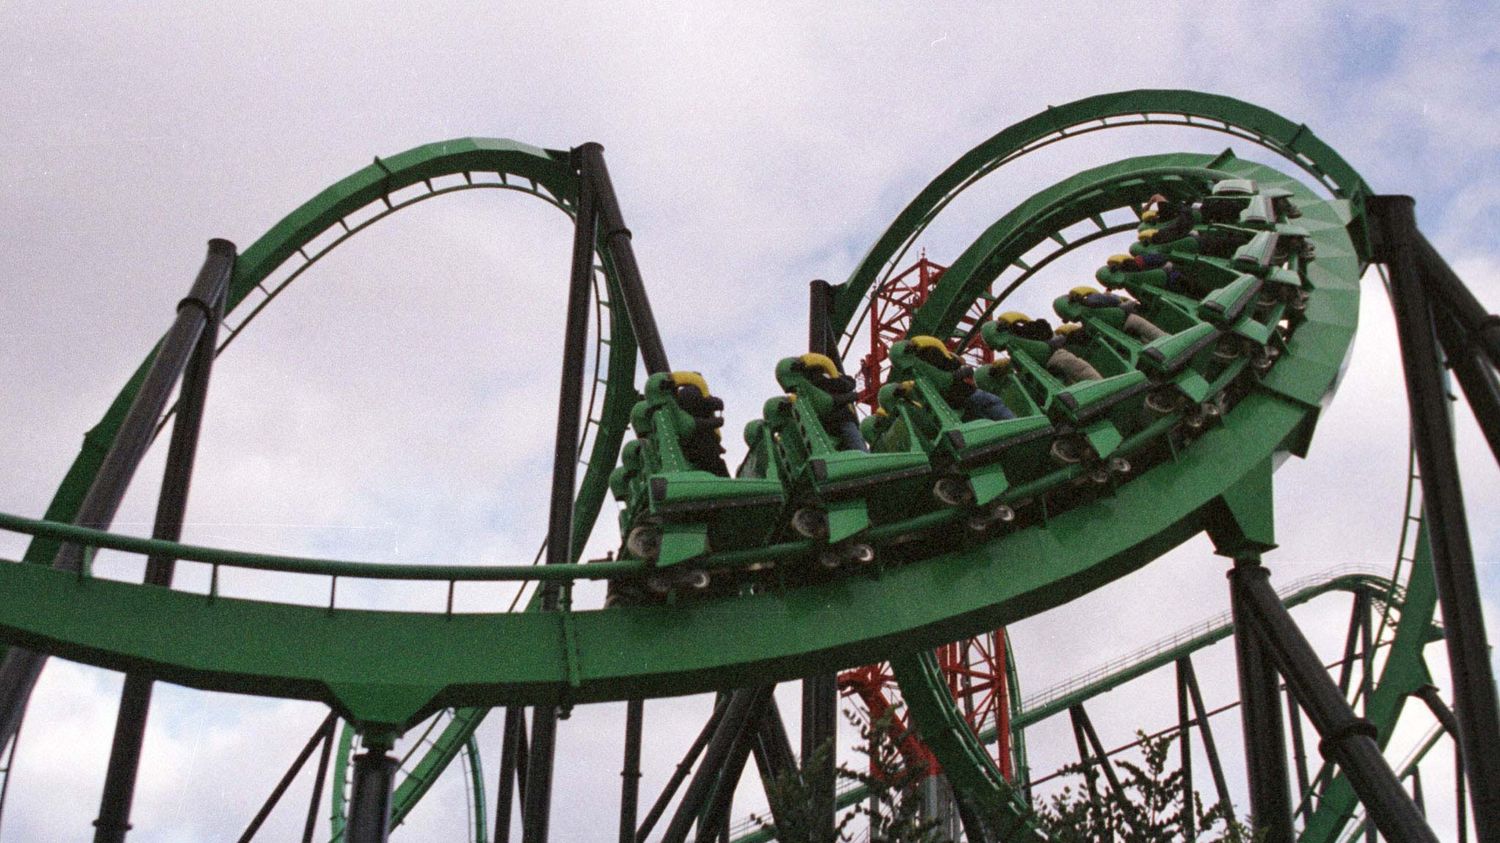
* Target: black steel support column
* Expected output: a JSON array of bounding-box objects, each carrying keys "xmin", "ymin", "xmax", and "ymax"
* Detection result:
[
  {"xmin": 301, "ymin": 722, "xmax": 335, "ymax": 843},
  {"xmin": 1181, "ymin": 656, "xmax": 1234, "ymax": 815},
  {"xmin": 801, "ymin": 675, "xmax": 837, "ymax": 842},
  {"xmin": 1073, "ymin": 705, "xmax": 1127, "ymax": 801},
  {"xmin": 696, "ymin": 700, "xmax": 762, "ymax": 842},
  {"xmin": 1285, "ymin": 685, "xmax": 1312, "ymax": 826},
  {"xmin": 347, "ymin": 737, "xmax": 398, "ymax": 843},
  {"xmin": 1434, "ymin": 304, "xmax": 1500, "ymax": 466},
  {"xmin": 1232, "ymin": 557, "xmax": 1439, "ymax": 842},
  {"xmin": 808, "ymin": 279, "xmax": 838, "ymax": 359},
  {"xmin": 1229, "ymin": 560, "xmax": 1294, "ymax": 843},
  {"xmin": 1376, "ymin": 194, "xmax": 1500, "ymax": 842},
  {"xmin": 578, "ymin": 143, "xmax": 669, "ymax": 375},
  {"xmin": 802, "ymin": 278, "xmax": 840, "ymax": 843},
  {"xmin": 748, "ymin": 698, "xmax": 799, "ymax": 833},
  {"xmin": 0, "ymin": 239, "xmax": 237, "ymax": 752},
  {"xmin": 1413, "ymin": 232, "xmax": 1500, "ymax": 367},
  {"xmin": 235, "ymin": 713, "xmax": 337, "ymax": 843},
  {"xmin": 618, "ymin": 699, "xmax": 644, "ymax": 843},
  {"xmin": 661, "ymin": 688, "xmax": 769, "ymax": 843},
  {"xmin": 495, "ymin": 707, "xmax": 530, "ymax": 842},
  {"xmin": 1068, "ymin": 707, "xmax": 1105, "ymax": 822},
  {"xmin": 1359, "ymin": 597, "xmax": 1376, "ymax": 843},
  {"xmin": 1336, "ymin": 591, "xmax": 1369, "ymax": 695},
  {"xmin": 1410, "ymin": 766, "xmax": 1426, "ymax": 816},
  {"xmin": 636, "ymin": 698, "xmax": 729, "ymax": 843},
  {"xmin": 94, "ymin": 240, "xmax": 232, "ymax": 843},
  {"xmin": 1414, "ymin": 684, "xmax": 1467, "ymax": 843},
  {"xmin": 1175, "ymin": 660, "xmax": 1196, "ymax": 840},
  {"xmin": 521, "ymin": 145, "xmax": 604, "ymax": 843}
]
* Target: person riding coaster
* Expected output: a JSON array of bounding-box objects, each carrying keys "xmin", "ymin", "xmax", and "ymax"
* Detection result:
[
  {"xmin": 1061, "ymin": 286, "xmax": 1167, "ymax": 343},
  {"xmin": 980, "ymin": 313, "xmax": 1148, "ymax": 482},
  {"xmin": 667, "ymin": 370, "xmax": 730, "ymax": 477},
  {"xmin": 902, "ymin": 335, "xmax": 1015, "ymax": 421},
  {"xmin": 611, "ymin": 370, "xmax": 787, "ymax": 597},
  {"xmin": 993, "ymin": 312, "xmax": 1103, "ymax": 384},
  {"xmin": 782, "ymin": 352, "xmax": 867, "ymax": 453},
  {"xmin": 1055, "ymin": 285, "xmax": 1231, "ymax": 417}
]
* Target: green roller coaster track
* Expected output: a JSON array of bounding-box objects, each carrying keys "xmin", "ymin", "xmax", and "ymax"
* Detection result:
[{"xmin": 0, "ymin": 90, "xmax": 1459, "ymax": 842}]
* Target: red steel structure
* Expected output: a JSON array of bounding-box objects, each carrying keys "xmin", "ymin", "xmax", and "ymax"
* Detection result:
[
  {"xmin": 837, "ymin": 631, "xmax": 1014, "ymax": 783},
  {"xmin": 842, "ymin": 253, "xmax": 1013, "ymax": 782},
  {"xmin": 856, "ymin": 253, "xmax": 993, "ymax": 410}
]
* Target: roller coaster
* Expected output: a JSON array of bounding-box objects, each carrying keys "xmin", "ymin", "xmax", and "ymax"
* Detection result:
[{"xmin": 0, "ymin": 90, "xmax": 1496, "ymax": 842}]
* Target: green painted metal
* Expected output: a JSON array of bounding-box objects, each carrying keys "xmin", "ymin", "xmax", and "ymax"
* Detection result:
[
  {"xmin": 5, "ymin": 135, "xmax": 638, "ymax": 589},
  {"xmin": 329, "ymin": 708, "xmax": 489, "ymax": 842},
  {"xmin": 0, "ymin": 384, "xmax": 1336, "ymax": 729},
  {"xmin": 834, "ymin": 89, "xmax": 1373, "ymax": 345},
  {"xmin": 0, "ymin": 118, "xmax": 1365, "ymax": 736},
  {"xmin": 1300, "ymin": 528, "xmax": 1440, "ymax": 843},
  {"xmin": 733, "ymin": 566, "xmax": 1423, "ymax": 843},
  {"xmin": 0, "ymin": 511, "xmax": 648, "ymax": 584},
  {"xmin": 891, "ymin": 649, "xmax": 1045, "ymax": 840},
  {"xmin": 1, "ymin": 90, "xmax": 1436, "ymax": 843}
]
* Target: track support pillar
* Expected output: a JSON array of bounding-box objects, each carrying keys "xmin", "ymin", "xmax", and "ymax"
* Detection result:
[
  {"xmin": 1374, "ymin": 193, "xmax": 1500, "ymax": 843},
  {"xmin": 1232, "ymin": 556, "xmax": 1439, "ymax": 842},
  {"xmin": 347, "ymin": 735, "xmax": 397, "ymax": 843},
  {"xmin": 1228, "ymin": 558, "xmax": 1294, "ymax": 843}
]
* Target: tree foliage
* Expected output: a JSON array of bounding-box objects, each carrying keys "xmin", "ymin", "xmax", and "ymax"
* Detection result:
[
  {"xmin": 1031, "ymin": 731, "xmax": 1254, "ymax": 843},
  {"xmin": 754, "ymin": 715, "xmax": 1254, "ymax": 842}
]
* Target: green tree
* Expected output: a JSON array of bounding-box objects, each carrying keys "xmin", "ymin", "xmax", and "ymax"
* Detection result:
[
  {"xmin": 752, "ymin": 709, "xmax": 943, "ymax": 843},
  {"xmin": 1031, "ymin": 730, "xmax": 1253, "ymax": 843}
]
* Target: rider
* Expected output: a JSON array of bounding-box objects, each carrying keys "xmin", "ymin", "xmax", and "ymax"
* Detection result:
[
  {"xmin": 1065, "ymin": 286, "xmax": 1167, "ymax": 342},
  {"xmin": 669, "ymin": 371, "xmax": 730, "ymax": 476},
  {"xmin": 908, "ymin": 336, "xmax": 1015, "ymax": 421},
  {"xmin": 793, "ymin": 353, "xmax": 867, "ymax": 452},
  {"xmin": 997, "ymin": 312, "xmax": 1103, "ymax": 383}
]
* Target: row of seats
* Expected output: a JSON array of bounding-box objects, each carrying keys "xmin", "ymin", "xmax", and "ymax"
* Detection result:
[{"xmin": 606, "ymin": 178, "xmax": 1312, "ymax": 600}]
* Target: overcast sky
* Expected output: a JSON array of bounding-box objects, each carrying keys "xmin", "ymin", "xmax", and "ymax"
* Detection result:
[{"xmin": 1, "ymin": 2, "xmax": 1498, "ymax": 841}]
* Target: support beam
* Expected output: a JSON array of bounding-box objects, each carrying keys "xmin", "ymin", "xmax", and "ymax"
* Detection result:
[
  {"xmin": 618, "ymin": 700, "xmax": 644, "ymax": 843},
  {"xmin": 0, "ymin": 239, "xmax": 237, "ymax": 752},
  {"xmin": 1231, "ymin": 556, "xmax": 1439, "ymax": 843},
  {"xmin": 1071, "ymin": 705, "xmax": 1127, "ymax": 807},
  {"xmin": 1180, "ymin": 657, "xmax": 1233, "ymax": 816},
  {"xmin": 1376, "ymin": 194, "xmax": 1500, "ymax": 842},
  {"xmin": 521, "ymin": 144, "xmax": 605, "ymax": 843},
  {"xmin": 1176, "ymin": 660, "xmax": 1196, "ymax": 840},
  {"xmin": 1335, "ymin": 590, "xmax": 1368, "ymax": 696},
  {"xmin": 347, "ymin": 737, "xmax": 398, "ymax": 843},
  {"xmin": 1414, "ymin": 684, "xmax": 1467, "ymax": 843},
  {"xmin": 301, "ymin": 721, "xmax": 335, "ymax": 843},
  {"xmin": 579, "ymin": 143, "xmax": 669, "ymax": 375},
  {"xmin": 1069, "ymin": 708, "xmax": 1105, "ymax": 823},
  {"xmin": 661, "ymin": 688, "xmax": 769, "ymax": 843},
  {"xmin": 235, "ymin": 713, "xmax": 337, "ymax": 843},
  {"xmin": 94, "ymin": 241, "xmax": 231, "ymax": 843},
  {"xmin": 801, "ymin": 674, "xmax": 837, "ymax": 843},
  {"xmin": 809, "ymin": 279, "xmax": 839, "ymax": 359},
  {"xmin": 696, "ymin": 699, "xmax": 762, "ymax": 842},
  {"xmin": 1434, "ymin": 304, "xmax": 1500, "ymax": 467},
  {"xmin": 495, "ymin": 708, "xmax": 527, "ymax": 843},
  {"xmin": 1285, "ymin": 685, "xmax": 1312, "ymax": 826},
  {"xmin": 636, "ymin": 698, "xmax": 729, "ymax": 843},
  {"xmin": 749, "ymin": 699, "xmax": 800, "ymax": 833},
  {"xmin": 1229, "ymin": 561, "xmax": 1294, "ymax": 843},
  {"xmin": 802, "ymin": 279, "xmax": 840, "ymax": 843}
]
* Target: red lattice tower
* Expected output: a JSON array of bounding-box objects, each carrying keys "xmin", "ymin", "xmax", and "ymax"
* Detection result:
[
  {"xmin": 856, "ymin": 253, "xmax": 994, "ymax": 410},
  {"xmin": 842, "ymin": 252, "xmax": 1013, "ymax": 782},
  {"xmin": 836, "ymin": 630, "xmax": 1015, "ymax": 782}
]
